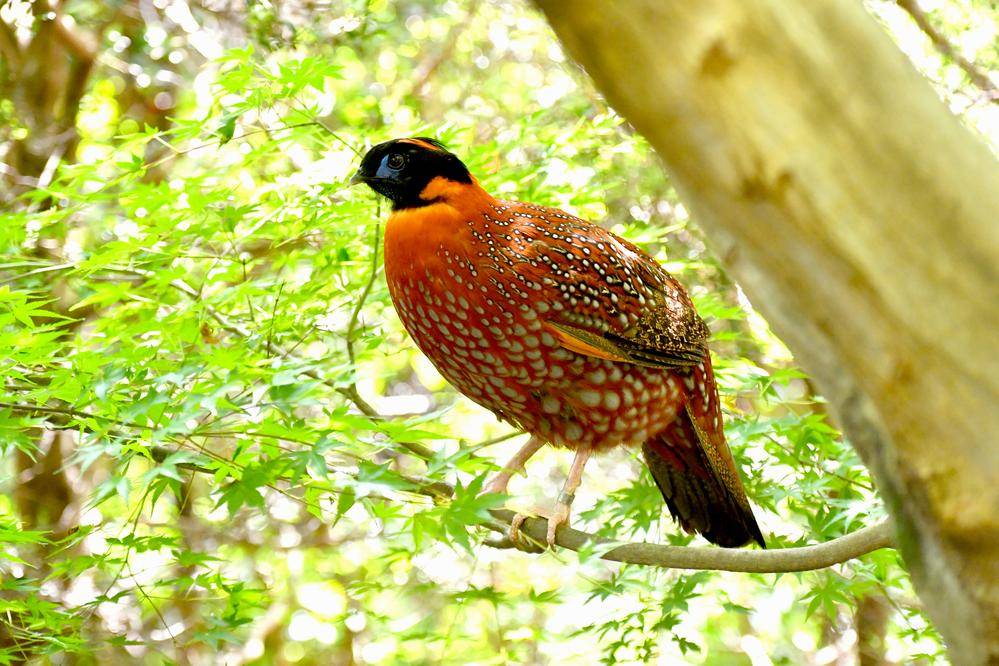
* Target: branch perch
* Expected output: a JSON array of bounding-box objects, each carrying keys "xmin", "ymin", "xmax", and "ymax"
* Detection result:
[
  {"xmin": 147, "ymin": 430, "xmax": 896, "ymax": 572},
  {"xmin": 486, "ymin": 510, "xmax": 894, "ymax": 573},
  {"xmin": 149, "ymin": 432, "xmax": 896, "ymax": 573},
  {"xmin": 6, "ymin": 399, "xmax": 895, "ymax": 572}
]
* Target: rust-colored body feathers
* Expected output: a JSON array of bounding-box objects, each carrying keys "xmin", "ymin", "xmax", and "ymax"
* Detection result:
[{"xmin": 358, "ymin": 138, "xmax": 764, "ymax": 548}]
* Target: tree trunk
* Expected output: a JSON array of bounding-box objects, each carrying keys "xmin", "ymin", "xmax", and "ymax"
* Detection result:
[{"xmin": 533, "ymin": 1, "xmax": 999, "ymax": 663}]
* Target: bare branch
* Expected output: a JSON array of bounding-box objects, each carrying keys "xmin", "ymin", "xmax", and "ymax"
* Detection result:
[
  {"xmin": 149, "ymin": 433, "xmax": 894, "ymax": 574},
  {"xmin": 7, "ymin": 397, "xmax": 894, "ymax": 573},
  {"xmin": 0, "ymin": 17, "xmax": 21, "ymax": 68},
  {"xmin": 335, "ymin": 204, "xmax": 390, "ymax": 427},
  {"xmin": 345, "ymin": 219, "xmax": 380, "ymax": 368},
  {"xmin": 485, "ymin": 510, "xmax": 894, "ymax": 573},
  {"xmin": 895, "ymin": 0, "xmax": 999, "ymax": 103},
  {"xmin": 149, "ymin": 433, "xmax": 895, "ymax": 573},
  {"xmin": 409, "ymin": 0, "xmax": 480, "ymax": 98},
  {"xmin": 34, "ymin": 0, "xmax": 99, "ymax": 63}
]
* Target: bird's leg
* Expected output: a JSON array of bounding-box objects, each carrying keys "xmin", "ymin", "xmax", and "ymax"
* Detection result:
[
  {"xmin": 480, "ymin": 436, "xmax": 550, "ymax": 553},
  {"xmin": 481, "ymin": 436, "xmax": 545, "ymax": 496},
  {"xmin": 545, "ymin": 447, "xmax": 591, "ymax": 547},
  {"xmin": 507, "ymin": 446, "xmax": 593, "ymax": 550}
]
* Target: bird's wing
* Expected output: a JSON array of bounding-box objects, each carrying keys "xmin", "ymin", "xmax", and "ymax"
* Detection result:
[{"xmin": 499, "ymin": 201, "xmax": 709, "ymax": 368}]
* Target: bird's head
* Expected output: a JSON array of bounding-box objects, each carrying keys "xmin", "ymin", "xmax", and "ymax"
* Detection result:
[{"xmin": 350, "ymin": 137, "xmax": 473, "ymax": 210}]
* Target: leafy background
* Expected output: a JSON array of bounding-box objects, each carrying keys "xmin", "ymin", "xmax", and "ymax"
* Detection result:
[{"xmin": 1, "ymin": 0, "xmax": 995, "ymax": 663}]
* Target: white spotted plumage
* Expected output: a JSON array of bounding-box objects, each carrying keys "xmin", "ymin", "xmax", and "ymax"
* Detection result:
[{"xmin": 384, "ymin": 198, "xmax": 701, "ymax": 451}]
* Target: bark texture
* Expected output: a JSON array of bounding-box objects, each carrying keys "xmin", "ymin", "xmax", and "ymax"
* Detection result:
[{"xmin": 533, "ymin": 1, "xmax": 999, "ymax": 663}]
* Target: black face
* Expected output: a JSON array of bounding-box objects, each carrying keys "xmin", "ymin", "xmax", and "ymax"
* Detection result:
[{"xmin": 351, "ymin": 137, "xmax": 472, "ymax": 210}]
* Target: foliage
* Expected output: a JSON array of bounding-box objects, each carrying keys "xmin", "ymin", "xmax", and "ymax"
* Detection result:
[{"xmin": 2, "ymin": 0, "xmax": 992, "ymax": 662}]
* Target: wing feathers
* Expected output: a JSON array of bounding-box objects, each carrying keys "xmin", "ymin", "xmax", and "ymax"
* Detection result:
[{"xmin": 499, "ymin": 200, "xmax": 711, "ymax": 369}]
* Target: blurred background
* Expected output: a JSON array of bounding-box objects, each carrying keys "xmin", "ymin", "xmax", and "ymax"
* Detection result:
[{"xmin": 0, "ymin": 0, "xmax": 996, "ymax": 663}]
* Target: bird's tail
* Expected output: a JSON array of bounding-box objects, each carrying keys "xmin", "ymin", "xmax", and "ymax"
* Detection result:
[{"xmin": 642, "ymin": 362, "xmax": 765, "ymax": 548}]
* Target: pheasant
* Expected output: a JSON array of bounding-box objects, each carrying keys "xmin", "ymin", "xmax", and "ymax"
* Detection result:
[{"xmin": 351, "ymin": 137, "xmax": 765, "ymax": 549}]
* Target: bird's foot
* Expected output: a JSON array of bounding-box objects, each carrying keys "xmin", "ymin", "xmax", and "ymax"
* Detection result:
[
  {"xmin": 508, "ymin": 512, "xmax": 531, "ymax": 549},
  {"xmin": 506, "ymin": 495, "xmax": 573, "ymax": 551},
  {"xmin": 545, "ymin": 492, "xmax": 573, "ymax": 548},
  {"xmin": 479, "ymin": 475, "xmax": 545, "ymax": 551},
  {"xmin": 506, "ymin": 508, "xmax": 548, "ymax": 553}
]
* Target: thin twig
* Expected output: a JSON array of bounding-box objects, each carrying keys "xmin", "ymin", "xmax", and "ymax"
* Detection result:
[
  {"xmin": 125, "ymin": 560, "xmax": 177, "ymax": 647},
  {"xmin": 345, "ymin": 216, "xmax": 381, "ymax": 367},
  {"xmin": 266, "ymin": 280, "xmax": 285, "ymax": 356},
  {"xmin": 409, "ymin": 0, "xmax": 481, "ymax": 98},
  {"xmin": 307, "ymin": 114, "xmax": 364, "ymax": 158},
  {"xmin": 894, "ymin": 0, "xmax": 998, "ymax": 103},
  {"xmin": 765, "ymin": 434, "xmax": 875, "ymax": 492},
  {"xmin": 0, "ymin": 401, "xmax": 147, "ymax": 430},
  {"xmin": 248, "ymin": 62, "xmax": 362, "ymax": 158},
  {"xmin": 0, "ymin": 262, "xmax": 76, "ymax": 285}
]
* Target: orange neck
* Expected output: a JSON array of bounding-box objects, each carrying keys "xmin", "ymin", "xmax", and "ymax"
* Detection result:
[
  {"xmin": 383, "ymin": 176, "xmax": 495, "ymax": 273},
  {"xmin": 414, "ymin": 175, "xmax": 494, "ymax": 211}
]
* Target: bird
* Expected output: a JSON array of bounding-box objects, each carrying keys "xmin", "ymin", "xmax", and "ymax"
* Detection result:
[{"xmin": 350, "ymin": 137, "xmax": 765, "ymax": 549}]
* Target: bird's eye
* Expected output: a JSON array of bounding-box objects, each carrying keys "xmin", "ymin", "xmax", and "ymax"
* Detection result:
[{"xmin": 387, "ymin": 153, "xmax": 406, "ymax": 169}]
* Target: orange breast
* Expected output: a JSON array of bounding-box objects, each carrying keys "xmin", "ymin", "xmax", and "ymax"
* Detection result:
[
  {"xmin": 383, "ymin": 202, "xmax": 469, "ymax": 284},
  {"xmin": 383, "ymin": 176, "xmax": 492, "ymax": 283}
]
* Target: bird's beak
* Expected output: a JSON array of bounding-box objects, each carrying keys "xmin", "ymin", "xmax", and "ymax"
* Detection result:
[{"xmin": 348, "ymin": 171, "xmax": 365, "ymax": 186}]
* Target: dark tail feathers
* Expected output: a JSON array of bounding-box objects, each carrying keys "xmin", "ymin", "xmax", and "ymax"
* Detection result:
[{"xmin": 642, "ymin": 432, "xmax": 765, "ymax": 549}]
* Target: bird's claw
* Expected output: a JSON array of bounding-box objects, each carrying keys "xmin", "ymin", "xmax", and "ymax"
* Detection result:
[
  {"xmin": 480, "ymin": 476, "xmax": 544, "ymax": 551},
  {"xmin": 508, "ymin": 513, "xmax": 528, "ymax": 548},
  {"xmin": 508, "ymin": 512, "xmax": 544, "ymax": 553},
  {"xmin": 505, "ymin": 500, "xmax": 571, "ymax": 551},
  {"xmin": 545, "ymin": 501, "xmax": 571, "ymax": 548}
]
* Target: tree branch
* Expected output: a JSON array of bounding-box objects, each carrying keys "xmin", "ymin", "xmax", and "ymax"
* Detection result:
[
  {"xmin": 344, "ymin": 219, "xmax": 380, "ymax": 368},
  {"xmin": 148, "ymin": 435, "xmax": 896, "ymax": 572},
  {"xmin": 484, "ymin": 510, "xmax": 895, "ymax": 573},
  {"xmin": 894, "ymin": 0, "xmax": 998, "ymax": 103},
  {"xmin": 151, "ymin": 434, "xmax": 895, "ymax": 574},
  {"xmin": 532, "ymin": 0, "xmax": 997, "ymax": 659},
  {"xmin": 6, "ymin": 397, "xmax": 895, "ymax": 573},
  {"xmin": 105, "ymin": 264, "xmax": 428, "ymax": 453},
  {"xmin": 408, "ymin": 0, "xmax": 480, "ymax": 98},
  {"xmin": 35, "ymin": 0, "xmax": 98, "ymax": 63},
  {"xmin": 335, "ymin": 202, "xmax": 389, "ymax": 426},
  {"xmin": 0, "ymin": 17, "xmax": 21, "ymax": 69}
]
